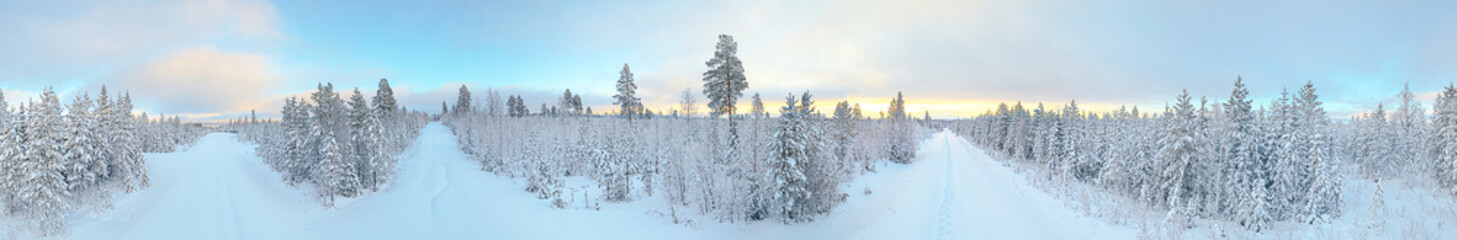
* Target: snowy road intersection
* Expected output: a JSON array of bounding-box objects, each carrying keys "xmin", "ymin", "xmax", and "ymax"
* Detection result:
[{"xmin": 62, "ymin": 124, "xmax": 1130, "ymax": 239}]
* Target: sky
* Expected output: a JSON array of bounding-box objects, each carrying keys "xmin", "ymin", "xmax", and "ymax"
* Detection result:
[{"xmin": 1, "ymin": 0, "xmax": 1455, "ymax": 121}]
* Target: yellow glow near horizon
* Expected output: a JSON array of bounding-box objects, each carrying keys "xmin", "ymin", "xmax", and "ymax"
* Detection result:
[{"xmin": 631, "ymin": 97, "xmax": 1157, "ymax": 119}]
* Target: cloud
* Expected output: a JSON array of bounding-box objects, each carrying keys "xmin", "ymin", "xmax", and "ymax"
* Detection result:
[
  {"xmin": 8, "ymin": 0, "xmax": 1454, "ymax": 120},
  {"xmin": 101, "ymin": 47, "xmax": 279, "ymax": 115},
  {"xmin": 0, "ymin": 0, "xmax": 281, "ymax": 74},
  {"xmin": 0, "ymin": 0, "xmax": 284, "ymax": 119},
  {"xmin": 430, "ymin": 0, "xmax": 1457, "ymax": 118}
]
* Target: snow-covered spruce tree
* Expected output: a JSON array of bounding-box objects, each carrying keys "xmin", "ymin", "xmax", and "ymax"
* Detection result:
[
  {"xmin": 887, "ymin": 92, "xmax": 917, "ymax": 164},
  {"xmin": 63, "ymin": 93, "xmax": 109, "ymax": 207},
  {"xmin": 440, "ymin": 102, "xmax": 449, "ymax": 117},
  {"xmin": 1355, "ymin": 103, "xmax": 1392, "ymax": 176},
  {"xmin": 454, "ymin": 85, "xmax": 472, "ymax": 117},
  {"xmin": 0, "ymin": 89, "xmax": 7, "ymax": 126},
  {"xmin": 314, "ymin": 133, "xmax": 353, "ymax": 208},
  {"xmin": 311, "ymin": 83, "xmax": 360, "ymax": 207},
  {"xmin": 1266, "ymin": 88, "xmax": 1301, "ymax": 221},
  {"xmin": 1435, "ymin": 84, "xmax": 1457, "ymax": 195},
  {"xmin": 766, "ymin": 93, "xmax": 813, "ymax": 223},
  {"xmin": 91, "ymin": 87, "xmax": 117, "ymax": 185},
  {"xmin": 505, "ymin": 95, "xmax": 520, "ymax": 117},
  {"xmin": 1246, "ymin": 183, "xmax": 1271, "ymax": 233},
  {"xmin": 253, "ymin": 107, "xmax": 283, "ymax": 169},
  {"xmin": 832, "ymin": 101, "xmax": 861, "ymax": 169},
  {"xmin": 273, "ymin": 79, "xmax": 426, "ymax": 186},
  {"xmin": 524, "ymin": 134, "xmax": 562, "ymax": 200},
  {"xmin": 283, "ymin": 96, "xmax": 316, "ymax": 186},
  {"xmin": 595, "ymin": 125, "xmax": 638, "ymax": 202},
  {"xmin": 1156, "ymin": 89, "xmax": 1198, "ymax": 229},
  {"xmin": 1393, "ymin": 83, "xmax": 1429, "ymax": 177},
  {"xmin": 992, "ymin": 103, "xmax": 1011, "ymax": 154},
  {"xmin": 19, "ymin": 88, "xmax": 71, "ymax": 236},
  {"xmin": 115, "ymin": 92, "xmax": 149, "ymax": 192},
  {"xmin": 486, "ymin": 88, "xmax": 503, "ymax": 117},
  {"xmin": 1045, "ymin": 104, "xmax": 1070, "ymax": 174},
  {"xmin": 1062, "ymin": 101, "xmax": 1096, "ymax": 181},
  {"xmin": 1030, "ymin": 103, "xmax": 1053, "ymax": 168},
  {"xmin": 374, "ymin": 78, "xmax": 396, "ymax": 115},
  {"xmin": 801, "ymin": 92, "xmax": 847, "ymax": 219},
  {"xmin": 374, "ymin": 78, "xmax": 407, "ymax": 155},
  {"xmin": 519, "ymin": 95, "xmax": 530, "ymax": 117},
  {"xmin": 1295, "ymin": 81, "xmax": 1340, "ymax": 224},
  {"xmin": 614, "ymin": 64, "xmax": 643, "ymax": 118},
  {"xmin": 751, "ymin": 93, "xmax": 765, "ymax": 119},
  {"xmin": 517, "ymin": 95, "xmax": 530, "ymax": 117},
  {"xmin": 1223, "ymin": 77, "xmax": 1269, "ymax": 231},
  {"xmin": 1097, "ymin": 106, "xmax": 1142, "ymax": 196},
  {"xmin": 349, "ymin": 89, "xmax": 388, "ymax": 191},
  {"xmin": 559, "ymin": 89, "xmax": 583, "ymax": 117},
  {"xmin": 1368, "ymin": 178, "xmax": 1386, "ymax": 229},
  {"xmin": 0, "ymin": 100, "xmax": 23, "ymax": 217},
  {"xmin": 0, "ymin": 90, "xmax": 11, "ymax": 211},
  {"xmin": 1008, "ymin": 102, "xmax": 1032, "ymax": 161}
]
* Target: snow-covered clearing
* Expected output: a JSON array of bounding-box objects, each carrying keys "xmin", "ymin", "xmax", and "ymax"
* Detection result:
[{"xmin": 56, "ymin": 123, "xmax": 1134, "ymax": 239}]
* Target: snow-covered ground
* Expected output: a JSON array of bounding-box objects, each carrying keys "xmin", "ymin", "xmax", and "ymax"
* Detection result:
[
  {"xmin": 10, "ymin": 122, "xmax": 1443, "ymax": 240},
  {"xmin": 47, "ymin": 123, "xmax": 1125, "ymax": 239},
  {"xmin": 1182, "ymin": 173, "xmax": 1457, "ymax": 239}
]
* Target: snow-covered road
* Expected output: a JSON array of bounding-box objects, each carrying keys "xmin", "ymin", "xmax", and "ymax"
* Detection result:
[
  {"xmin": 930, "ymin": 130, "xmax": 1130, "ymax": 239},
  {"xmin": 69, "ymin": 131, "xmax": 315, "ymax": 239},
  {"xmin": 61, "ymin": 124, "xmax": 1131, "ymax": 239},
  {"xmin": 790, "ymin": 130, "xmax": 1131, "ymax": 240}
]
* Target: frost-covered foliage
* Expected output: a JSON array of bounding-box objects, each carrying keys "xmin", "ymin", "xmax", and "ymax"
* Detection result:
[
  {"xmin": 232, "ymin": 79, "xmax": 428, "ymax": 208},
  {"xmin": 701, "ymin": 34, "xmax": 748, "ymax": 119},
  {"xmin": 442, "ymin": 91, "xmax": 928, "ymax": 224},
  {"xmin": 956, "ymin": 78, "xmax": 1347, "ymax": 233},
  {"xmin": 453, "ymin": 85, "xmax": 472, "ymax": 117},
  {"xmin": 1342, "ymin": 83, "xmax": 1457, "ymax": 195},
  {"xmin": 0, "ymin": 86, "xmax": 198, "ymax": 237},
  {"xmin": 438, "ymin": 35, "xmax": 929, "ymax": 224},
  {"xmin": 613, "ymin": 64, "xmax": 644, "ymax": 119},
  {"xmin": 1434, "ymin": 84, "xmax": 1457, "ymax": 195},
  {"xmin": 137, "ymin": 113, "xmax": 209, "ymax": 153},
  {"xmin": 886, "ymin": 92, "xmax": 918, "ymax": 164}
]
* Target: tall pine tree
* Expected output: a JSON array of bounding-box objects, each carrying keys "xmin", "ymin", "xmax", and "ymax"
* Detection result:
[{"xmin": 613, "ymin": 64, "xmax": 643, "ymax": 118}]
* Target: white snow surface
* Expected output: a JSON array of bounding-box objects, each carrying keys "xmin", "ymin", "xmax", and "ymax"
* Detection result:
[{"xmin": 57, "ymin": 124, "xmax": 1137, "ymax": 239}]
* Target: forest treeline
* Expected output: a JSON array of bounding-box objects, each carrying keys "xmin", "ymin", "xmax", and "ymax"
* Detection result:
[{"xmin": 956, "ymin": 78, "xmax": 1457, "ymax": 235}]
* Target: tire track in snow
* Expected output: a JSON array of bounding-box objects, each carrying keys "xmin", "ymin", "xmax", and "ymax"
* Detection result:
[
  {"xmin": 936, "ymin": 131, "xmax": 955, "ymax": 240},
  {"xmin": 427, "ymin": 159, "xmax": 449, "ymax": 221},
  {"xmin": 420, "ymin": 130, "xmax": 451, "ymax": 223}
]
